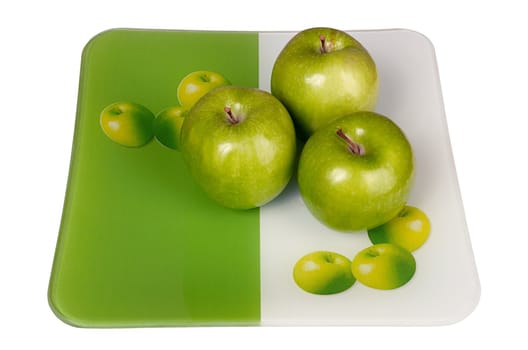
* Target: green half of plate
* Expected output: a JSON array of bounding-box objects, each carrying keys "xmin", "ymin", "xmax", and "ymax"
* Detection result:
[{"xmin": 49, "ymin": 29, "xmax": 261, "ymax": 327}]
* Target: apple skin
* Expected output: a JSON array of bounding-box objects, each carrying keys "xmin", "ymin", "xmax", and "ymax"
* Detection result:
[
  {"xmin": 351, "ymin": 243, "xmax": 416, "ymax": 290},
  {"xmin": 293, "ymin": 251, "xmax": 356, "ymax": 295},
  {"xmin": 154, "ymin": 106, "xmax": 189, "ymax": 150},
  {"xmin": 100, "ymin": 101, "xmax": 155, "ymax": 147},
  {"xmin": 177, "ymin": 70, "xmax": 231, "ymax": 107},
  {"xmin": 297, "ymin": 111, "xmax": 414, "ymax": 231},
  {"xmin": 180, "ymin": 86, "xmax": 297, "ymax": 209},
  {"xmin": 368, "ymin": 205, "xmax": 431, "ymax": 252},
  {"xmin": 271, "ymin": 27, "xmax": 378, "ymax": 138}
]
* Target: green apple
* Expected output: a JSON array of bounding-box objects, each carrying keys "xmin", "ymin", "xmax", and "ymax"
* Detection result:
[
  {"xmin": 154, "ymin": 106, "xmax": 189, "ymax": 150},
  {"xmin": 180, "ymin": 86, "xmax": 296, "ymax": 209},
  {"xmin": 271, "ymin": 27, "xmax": 378, "ymax": 138},
  {"xmin": 293, "ymin": 251, "xmax": 356, "ymax": 295},
  {"xmin": 351, "ymin": 243, "xmax": 416, "ymax": 290},
  {"xmin": 100, "ymin": 101, "xmax": 155, "ymax": 147},
  {"xmin": 177, "ymin": 70, "xmax": 230, "ymax": 107},
  {"xmin": 368, "ymin": 206, "xmax": 431, "ymax": 252},
  {"xmin": 297, "ymin": 111, "xmax": 414, "ymax": 231}
]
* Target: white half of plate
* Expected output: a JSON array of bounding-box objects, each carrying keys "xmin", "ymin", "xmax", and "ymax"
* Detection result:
[{"xmin": 258, "ymin": 29, "xmax": 480, "ymax": 326}]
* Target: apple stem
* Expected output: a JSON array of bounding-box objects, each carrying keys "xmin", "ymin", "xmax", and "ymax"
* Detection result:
[
  {"xmin": 319, "ymin": 35, "xmax": 327, "ymax": 53},
  {"xmin": 336, "ymin": 129, "xmax": 365, "ymax": 155},
  {"xmin": 366, "ymin": 249, "xmax": 380, "ymax": 258},
  {"xmin": 224, "ymin": 106, "xmax": 239, "ymax": 124},
  {"xmin": 398, "ymin": 207, "xmax": 409, "ymax": 217},
  {"xmin": 323, "ymin": 253, "xmax": 335, "ymax": 263}
]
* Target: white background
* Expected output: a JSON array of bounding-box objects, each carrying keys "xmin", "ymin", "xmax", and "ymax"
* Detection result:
[{"xmin": 0, "ymin": 0, "xmax": 526, "ymax": 349}]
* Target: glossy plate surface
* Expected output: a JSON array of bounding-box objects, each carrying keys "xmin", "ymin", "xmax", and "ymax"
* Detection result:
[{"xmin": 48, "ymin": 29, "xmax": 480, "ymax": 327}]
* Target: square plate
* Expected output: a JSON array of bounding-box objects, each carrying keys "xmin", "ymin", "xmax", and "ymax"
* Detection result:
[{"xmin": 48, "ymin": 28, "xmax": 480, "ymax": 327}]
